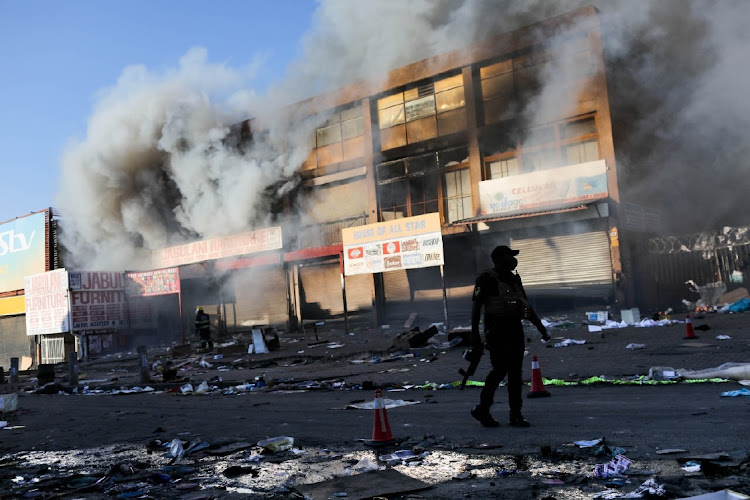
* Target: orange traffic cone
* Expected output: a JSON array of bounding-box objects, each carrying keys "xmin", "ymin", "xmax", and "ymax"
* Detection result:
[
  {"xmin": 366, "ymin": 389, "xmax": 395, "ymax": 447},
  {"xmin": 527, "ymin": 355, "xmax": 551, "ymax": 398},
  {"xmin": 684, "ymin": 314, "xmax": 698, "ymax": 339}
]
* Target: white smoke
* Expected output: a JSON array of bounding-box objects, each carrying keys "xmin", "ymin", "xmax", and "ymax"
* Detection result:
[{"xmin": 56, "ymin": 0, "xmax": 750, "ymax": 271}]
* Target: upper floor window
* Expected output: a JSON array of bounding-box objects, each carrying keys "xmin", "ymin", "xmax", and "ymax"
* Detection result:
[
  {"xmin": 483, "ymin": 115, "xmax": 600, "ymax": 179},
  {"xmin": 377, "ymin": 147, "xmax": 471, "ymax": 223},
  {"xmin": 303, "ymin": 104, "xmax": 364, "ymax": 170},
  {"xmin": 377, "ymin": 74, "xmax": 466, "ymax": 151},
  {"xmin": 480, "ymin": 35, "xmax": 594, "ymax": 126}
]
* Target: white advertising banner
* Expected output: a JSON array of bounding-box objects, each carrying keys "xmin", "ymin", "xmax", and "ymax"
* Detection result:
[
  {"xmin": 68, "ymin": 271, "xmax": 128, "ymax": 331},
  {"xmin": 152, "ymin": 227, "xmax": 283, "ymax": 268},
  {"xmin": 478, "ymin": 159, "xmax": 608, "ymax": 217},
  {"xmin": 342, "ymin": 213, "xmax": 444, "ymax": 276},
  {"xmin": 24, "ymin": 269, "xmax": 70, "ymax": 336}
]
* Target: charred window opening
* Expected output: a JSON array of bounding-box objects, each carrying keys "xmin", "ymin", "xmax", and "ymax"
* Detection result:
[
  {"xmin": 377, "ymin": 147, "xmax": 470, "ymax": 223},
  {"xmin": 303, "ymin": 104, "xmax": 364, "ymax": 171},
  {"xmin": 377, "ymin": 73, "xmax": 466, "ymax": 151},
  {"xmin": 483, "ymin": 114, "xmax": 600, "ymax": 178}
]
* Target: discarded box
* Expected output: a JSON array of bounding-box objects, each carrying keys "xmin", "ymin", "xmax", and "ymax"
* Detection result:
[
  {"xmin": 586, "ymin": 311, "xmax": 608, "ymax": 323},
  {"xmin": 0, "ymin": 393, "xmax": 18, "ymax": 412},
  {"xmin": 393, "ymin": 325, "xmax": 438, "ymax": 349},
  {"xmin": 621, "ymin": 307, "xmax": 640, "ymax": 324},
  {"xmin": 257, "ymin": 436, "xmax": 294, "ymax": 452}
]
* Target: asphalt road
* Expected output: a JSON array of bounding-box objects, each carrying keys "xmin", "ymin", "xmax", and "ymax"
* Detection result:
[{"xmin": 2, "ymin": 310, "xmax": 750, "ymax": 498}]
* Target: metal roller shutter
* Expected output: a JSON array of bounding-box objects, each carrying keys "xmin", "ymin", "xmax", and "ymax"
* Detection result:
[
  {"xmin": 231, "ymin": 267, "xmax": 288, "ymax": 327},
  {"xmin": 511, "ymin": 226, "xmax": 613, "ymax": 298},
  {"xmin": 0, "ymin": 315, "xmax": 33, "ymax": 370},
  {"xmin": 300, "ymin": 262, "xmax": 373, "ymax": 319}
]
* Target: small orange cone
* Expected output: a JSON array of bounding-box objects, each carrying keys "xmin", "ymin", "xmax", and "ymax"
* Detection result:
[
  {"xmin": 684, "ymin": 314, "xmax": 698, "ymax": 339},
  {"xmin": 366, "ymin": 389, "xmax": 395, "ymax": 446},
  {"xmin": 527, "ymin": 355, "xmax": 551, "ymax": 398}
]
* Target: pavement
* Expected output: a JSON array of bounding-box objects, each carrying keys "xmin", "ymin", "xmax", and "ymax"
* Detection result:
[{"xmin": 13, "ymin": 309, "xmax": 750, "ymax": 393}]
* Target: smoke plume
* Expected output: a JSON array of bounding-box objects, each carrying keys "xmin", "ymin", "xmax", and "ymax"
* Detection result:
[{"xmin": 56, "ymin": 0, "xmax": 750, "ymax": 271}]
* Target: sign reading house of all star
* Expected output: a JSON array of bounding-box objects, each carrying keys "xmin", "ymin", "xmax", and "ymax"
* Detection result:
[{"xmin": 342, "ymin": 213, "xmax": 444, "ymax": 276}]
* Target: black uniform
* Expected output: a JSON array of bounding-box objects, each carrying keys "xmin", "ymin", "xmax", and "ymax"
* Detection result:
[{"xmin": 470, "ymin": 246, "xmax": 549, "ymax": 427}]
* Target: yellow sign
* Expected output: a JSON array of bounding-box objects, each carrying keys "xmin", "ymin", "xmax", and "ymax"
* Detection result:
[
  {"xmin": 342, "ymin": 213, "xmax": 444, "ymax": 276},
  {"xmin": 342, "ymin": 213, "xmax": 441, "ymax": 246},
  {"xmin": 610, "ymin": 227, "xmax": 619, "ymax": 247},
  {"xmin": 0, "ymin": 295, "xmax": 26, "ymax": 316}
]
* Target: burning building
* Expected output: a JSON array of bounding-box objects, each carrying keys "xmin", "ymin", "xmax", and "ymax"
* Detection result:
[{"xmin": 3, "ymin": 2, "xmax": 748, "ymax": 364}]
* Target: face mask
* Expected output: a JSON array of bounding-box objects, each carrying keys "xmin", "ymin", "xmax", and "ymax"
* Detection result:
[{"xmin": 506, "ymin": 256, "xmax": 518, "ymax": 270}]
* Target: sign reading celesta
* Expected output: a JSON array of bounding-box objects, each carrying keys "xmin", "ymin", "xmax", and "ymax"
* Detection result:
[{"xmin": 342, "ymin": 213, "xmax": 444, "ymax": 276}]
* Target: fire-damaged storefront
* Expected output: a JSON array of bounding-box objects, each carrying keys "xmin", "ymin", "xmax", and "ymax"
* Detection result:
[{"xmin": 24, "ymin": 268, "xmax": 183, "ymax": 360}]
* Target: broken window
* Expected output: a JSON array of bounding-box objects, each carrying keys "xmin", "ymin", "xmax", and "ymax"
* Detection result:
[
  {"xmin": 488, "ymin": 157, "xmax": 520, "ymax": 179},
  {"xmin": 443, "ymin": 168, "xmax": 472, "ymax": 223},
  {"xmin": 377, "ymin": 147, "xmax": 469, "ymax": 223},
  {"xmin": 305, "ymin": 104, "xmax": 364, "ymax": 170},
  {"xmin": 482, "ymin": 114, "xmax": 601, "ymax": 177},
  {"xmin": 377, "ymin": 73, "xmax": 466, "ymax": 150}
]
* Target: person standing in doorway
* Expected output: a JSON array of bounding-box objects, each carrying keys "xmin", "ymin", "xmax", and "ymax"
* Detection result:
[
  {"xmin": 195, "ymin": 306, "xmax": 213, "ymax": 350},
  {"xmin": 469, "ymin": 245, "xmax": 550, "ymax": 427}
]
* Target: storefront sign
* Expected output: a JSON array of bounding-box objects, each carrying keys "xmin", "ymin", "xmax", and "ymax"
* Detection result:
[
  {"xmin": 478, "ymin": 159, "xmax": 608, "ymax": 217},
  {"xmin": 125, "ymin": 267, "xmax": 180, "ymax": 296},
  {"xmin": 405, "ymin": 95, "xmax": 436, "ymax": 122},
  {"xmin": 68, "ymin": 271, "xmax": 128, "ymax": 331},
  {"xmin": 152, "ymin": 227, "xmax": 283, "ymax": 268},
  {"xmin": 0, "ymin": 211, "xmax": 47, "ymax": 295},
  {"xmin": 24, "ymin": 269, "xmax": 70, "ymax": 335},
  {"xmin": 342, "ymin": 213, "xmax": 444, "ymax": 276}
]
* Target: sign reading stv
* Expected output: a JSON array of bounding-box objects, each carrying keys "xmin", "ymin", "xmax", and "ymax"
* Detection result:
[{"xmin": 341, "ymin": 213, "xmax": 444, "ymax": 276}]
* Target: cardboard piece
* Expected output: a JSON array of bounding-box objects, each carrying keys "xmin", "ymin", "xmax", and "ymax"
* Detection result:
[
  {"xmin": 0, "ymin": 393, "xmax": 18, "ymax": 412},
  {"xmin": 718, "ymin": 287, "xmax": 749, "ymax": 305},
  {"xmin": 403, "ymin": 312, "xmax": 418, "ymax": 329},
  {"xmin": 251, "ymin": 329, "xmax": 268, "ymax": 354},
  {"xmin": 677, "ymin": 490, "xmax": 750, "ymax": 500},
  {"xmin": 393, "ymin": 325, "xmax": 438, "ymax": 349},
  {"xmin": 169, "ymin": 344, "xmax": 192, "ymax": 357},
  {"xmin": 294, "ymin": 468, "xmax": 429, "ymax": 500}
]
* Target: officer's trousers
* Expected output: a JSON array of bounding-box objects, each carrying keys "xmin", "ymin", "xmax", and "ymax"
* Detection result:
[{"xmin": 478, "ymin": 322, "xmax": 525, "ymax": 413}]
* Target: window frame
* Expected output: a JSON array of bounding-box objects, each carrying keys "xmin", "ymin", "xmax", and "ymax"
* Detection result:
[
  {"xmin": 483, "ymin": 113, "xmax": 600, "ymax": 179},
  {"xmin": 376, "ymin": 147, "xmax": 471, "ymax": 224}
]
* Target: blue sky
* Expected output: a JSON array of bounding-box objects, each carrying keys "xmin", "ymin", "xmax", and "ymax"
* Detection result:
[{"xmin": 0, "ymin": 0, "xmax": 317, "ymax": 224}]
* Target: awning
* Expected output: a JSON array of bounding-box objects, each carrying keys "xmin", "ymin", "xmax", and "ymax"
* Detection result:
[{"xmin": 451, "ymin": 204, "xmax": 593, "ymax": 225}]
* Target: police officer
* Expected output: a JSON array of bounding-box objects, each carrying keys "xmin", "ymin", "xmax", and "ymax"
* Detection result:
[
  {"xmin": 469, "ymin": 245, "xmax": 550, "ymax": 427},
  {"xmin": 195, "ymin": 306, "xmax": 213, "ymax": 350}
]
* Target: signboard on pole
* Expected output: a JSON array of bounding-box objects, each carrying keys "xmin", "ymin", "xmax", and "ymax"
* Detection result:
[
  {"xmin": 24, "ymin": 269, "xmax": 70, "ymax": 335},
  {"xmin": 342, "ymin": 213, "xmax": 444, "ymax": 276},
  {"xmin": 152, "ymin": 227, "xmax": 283, "ymax": 268}
]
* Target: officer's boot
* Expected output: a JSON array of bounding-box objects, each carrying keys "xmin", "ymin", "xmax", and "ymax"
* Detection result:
[
  {"xmin": 471, "ymin": 404, "xmax": 500, "ymax": 427},
  {"xmin": 509, "ymin": 409, "xmax": 530, "ymax": 427}
]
